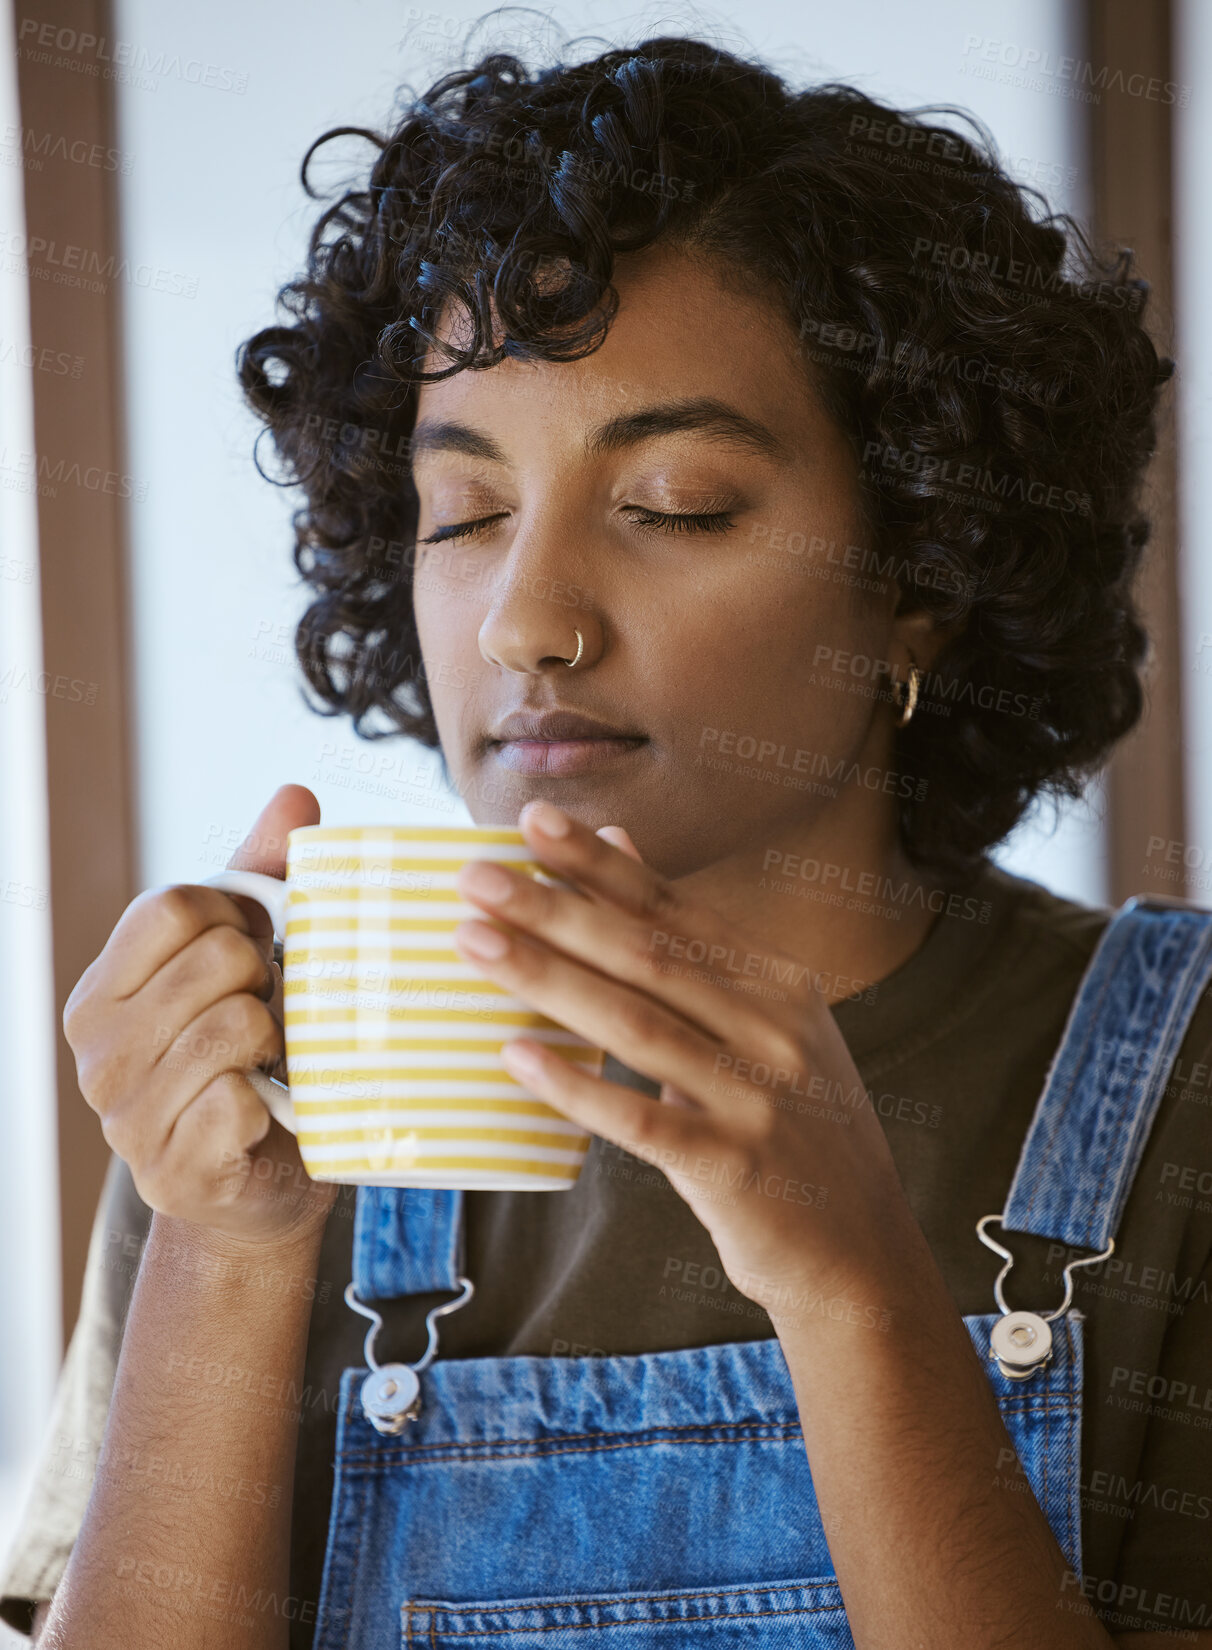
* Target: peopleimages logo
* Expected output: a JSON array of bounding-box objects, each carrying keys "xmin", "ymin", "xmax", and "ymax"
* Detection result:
[
  {"xmin": 1059, "ymin": 1568, "xmax": 1211, "ymax": 1629},
  {"xmin": 1, "ymin": 230, "xmax": 198, "ymax": 299},
  {"xmin": 16, "ymin": 19, "xmax": 248, "ymax": 93},
  {"xmin": 0, "ymin": 123, "xmax": 132, "ymax": 173},
  {"xmin": 961, "ymin": 35, "xmax": 1187, "ymax": 106},
  {"xmin": 862, "ymin": 438, "xmax": 1093, "ymax": 515}
]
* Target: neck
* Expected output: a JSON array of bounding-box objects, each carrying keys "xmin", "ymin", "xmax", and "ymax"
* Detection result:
[{"xmin": 676, "ymin": 793, "xmax": 958, "ymax": 1008}]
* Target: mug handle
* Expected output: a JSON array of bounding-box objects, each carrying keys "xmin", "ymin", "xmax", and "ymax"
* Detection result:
[{"xmin": 200, "ymin": 870, "xmax": 295, "ymax": 1137}]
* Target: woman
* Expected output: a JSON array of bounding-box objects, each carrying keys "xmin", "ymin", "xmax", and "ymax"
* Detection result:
[{"xmin": 9, "ymin": 32, "xmax": 1212, "ymax": 1650}]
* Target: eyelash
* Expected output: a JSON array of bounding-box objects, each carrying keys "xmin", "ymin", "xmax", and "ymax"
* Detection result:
[
  {"xmin": 627, "ymin": 507, "xmax": 736, "ymax": 536},
  {"xmin": 418, "ymin": 507, "xmax": 737, "ymax": 545}
]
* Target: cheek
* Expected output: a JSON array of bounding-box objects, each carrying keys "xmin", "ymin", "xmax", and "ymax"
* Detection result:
[
  {"xmin": 410, "ymin": 562, "xmax": 496, "ymax": 749},
  {"xmin": 709, "ymin": 562, "xmax": 873, "ymax": 676},
  {"xmin": 673, "ymin": 577, "xmax": 882, "ymax": 738},
  {"xmin": 410, "ymin": 573, "xmax": 439, "ymax": 657},
  {"xmin": 412, "ymin": 551, "xmax": 487, "ymax": 651}
]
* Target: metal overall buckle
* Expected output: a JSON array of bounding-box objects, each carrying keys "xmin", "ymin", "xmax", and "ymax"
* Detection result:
[
  {"xmin": 343, "ymin": 1276, "xmax": 475, "ymax": 1434},
  {"xmin": 975, "ymin": 1215, "xmax": 1114, "ymax": 1381}
]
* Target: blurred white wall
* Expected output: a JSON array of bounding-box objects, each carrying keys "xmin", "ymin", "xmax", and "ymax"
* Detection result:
[
  {"xmin": 110, "ymin": 0, "xmax": 1106, "ymax": 903},
  {"xmin": 0, "ymin": 0, "xmax": 63, "ymax": 1588}
]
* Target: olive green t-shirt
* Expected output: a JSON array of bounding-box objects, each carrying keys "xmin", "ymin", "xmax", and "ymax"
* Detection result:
[{"xmin": 4, "ymin": 855, "xmax": 1212, "ymax": 1643}]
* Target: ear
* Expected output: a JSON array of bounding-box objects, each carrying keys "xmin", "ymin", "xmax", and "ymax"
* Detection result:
[{"xmin": 891, "ymin": 596, "xmax": 967, "ymax": 676}]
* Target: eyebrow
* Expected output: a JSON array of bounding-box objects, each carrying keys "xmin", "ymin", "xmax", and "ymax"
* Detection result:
[{"xmin": 408, "ymin": 395, "xmax": 789, "ymax": 471}]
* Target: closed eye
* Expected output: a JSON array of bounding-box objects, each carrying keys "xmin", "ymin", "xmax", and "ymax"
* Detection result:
[
  {"xmin": 419, "ymin": 513, "xmax": 510, "ymax": 545},
  {"xmin": 623, "ymin": 507, "xmax": 736, "ymax": 536},
  {"xmin": 418, "ymin": 508, "xmax": 737, "ymax": 544}
]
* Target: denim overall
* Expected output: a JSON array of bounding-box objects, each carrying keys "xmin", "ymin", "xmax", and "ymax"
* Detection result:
[{"xmin": 311, "ymin": 893, "xmax": 1212, "ymax": 1648}]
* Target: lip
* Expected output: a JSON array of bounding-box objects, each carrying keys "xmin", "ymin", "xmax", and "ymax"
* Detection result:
[
  {"xmin": 492, "ymin": 737, "xmax": 647, "ymax": 777},
  {"xmin": 490, "ymin": 709, "xmax": 644, "ymax": 743},
  {"xmin": 488, "ymin": 708, "xmax": 648, "ymax": 779}
]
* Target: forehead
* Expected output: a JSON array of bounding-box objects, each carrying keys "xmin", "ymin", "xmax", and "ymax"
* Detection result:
[{"xmin": 413, "ymin": 243, "xmax": 824, "ymax": 437}]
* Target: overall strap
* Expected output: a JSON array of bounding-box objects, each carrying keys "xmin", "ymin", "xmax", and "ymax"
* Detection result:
[
  {"xmin": 353, "ymin": 1186, "xmax": 466, "ymax": 1299},
  {"xmin": 1001, "ymin": 893, "xmax": 1212, "ymax": 1252}
]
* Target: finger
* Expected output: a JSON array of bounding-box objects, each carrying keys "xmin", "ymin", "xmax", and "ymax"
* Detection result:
[
  {"xmin": 595, "ymin": 825, "xmax": 642, "ymax": 861},
  {"xmin": 143, "ymin": 1068, "xmax": 277, "ymax": 1214},
  {"xmin": 227, "ymin": 783, "xmax": 320, "ymax": 875},
  {"xmin": 452, "ymin": 916, "xmax": 761, "ymax": 1120},
  {"xmin": 224, "ymin": 893, "xmax": 276, "ymax": 961},
  {"xmin": 224, "ymin": 782, "xmax": 321, "ymax": 954},
  {"xmin": 101, "ymin": 991, "xmax": 283, "ymax": 1170},
  {"xmin": 550, "ymin": 806, "xmax": 823, "ymax": 1047},
  {"xmin": 136, "ymin": 920, "xmax": 276, "ymax": 1055},
  {"xmin": 263, "ymin": 955, "xmax": 285, "ymax": 1025},
  {"xmin": 522, "ymin": 803, "xmax": 692, "ymax": 933},
  {"xmin": 95, "ymin": 883, "xmax": 266, "ymax": 1002},
  {"xmin": 89, "ymin": 785, "xmax": 320, "ymax": 1002},
  {"xmin": 499, "ymin": 1037, "xmax": 716, "ymax": 1164},
  {"xmin": 460, "ymin": 819, "xmax": 800, "ymax": 1054},
  {"xmin": 243, "ymin": 953, "xmax": 286, "ymax": 1069}
]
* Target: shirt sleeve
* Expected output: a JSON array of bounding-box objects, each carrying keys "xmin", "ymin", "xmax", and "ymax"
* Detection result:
[{"xmin": 0, "ymin": 1154, "xmax": 152, "ymax": 1635}]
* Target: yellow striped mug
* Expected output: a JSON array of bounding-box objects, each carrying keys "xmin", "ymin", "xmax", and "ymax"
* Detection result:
[{"xmin": 202, "ymin": 825, "xmax": 603, "ymax": 1189}]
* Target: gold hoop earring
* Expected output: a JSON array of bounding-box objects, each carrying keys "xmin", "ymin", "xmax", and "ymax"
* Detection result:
[
  {"xmin": 895, "ymin": 663, "xmax": 922, "ymax": 728},
  {"xmin": 562, "ymin": 629, "xmax": 584, "ymax": 669}
]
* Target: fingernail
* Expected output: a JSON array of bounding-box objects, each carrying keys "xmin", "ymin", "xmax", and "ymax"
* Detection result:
[
  {"xmin": 455, "ymin": 920, "xmax": 509, "ymax": 959},
  {"xmin": 460, "ymin": 861, "xmax": 513, "ymax": 902},
  {"xmin": 524, "ymin": 800, "xmax": 571, "ymax": 837},
  {"xmin": 502, "ymin": 1039, "xmax": 547, "ymax": 1080}
]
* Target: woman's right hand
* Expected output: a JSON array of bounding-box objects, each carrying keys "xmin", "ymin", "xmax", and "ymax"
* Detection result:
[{"xmin": 63, "ymin": 783, "xmax": 339, "ymax": 1250}]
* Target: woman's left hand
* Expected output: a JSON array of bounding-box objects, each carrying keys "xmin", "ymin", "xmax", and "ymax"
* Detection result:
[{"xmin": 452, "ymin": 798, "xmax": 917, "ymax": 1327}]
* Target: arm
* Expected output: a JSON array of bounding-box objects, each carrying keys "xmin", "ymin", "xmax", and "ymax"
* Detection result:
[
  {"xmin": 36, "ymin": 1210, "xmax": 324, "ymax": 1650},
  {"xmin": 774, "ymin": 1268, "xmax": 1212, "ymax": 1650},
  {"xmin": 438, "ymin": 803, "xmax": 1158, "ymax": 1649},
  {"xmin": 764, "ymin": 1202, "xmax": 1118, "ymax": 1648},
  {"xmin": 40, "ymin": 785, "xmax": 335, "ymax": 1648}
]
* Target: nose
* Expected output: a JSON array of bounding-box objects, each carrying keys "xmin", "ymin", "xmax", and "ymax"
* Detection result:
[{"xmin": 477, "ymin": 514, "xmax": 601, "ymax": 675}]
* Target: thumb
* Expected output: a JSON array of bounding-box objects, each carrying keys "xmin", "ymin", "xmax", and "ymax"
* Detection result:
[
  {"xmin": 227, "ymin": 783, "xmax": 321, "ymax": 878},
  {"xmin": 222, "ymin": 784, "xmax": 321, "ymax": 1047},
  {"xmin": 223, "ymin": 784, "xmax": 320, "ymax": 955},
  {"xmin": 596, "ymin": 824, "xmax": 643, "ymax": 862}
]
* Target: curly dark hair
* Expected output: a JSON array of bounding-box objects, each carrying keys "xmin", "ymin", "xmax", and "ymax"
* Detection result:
[{"xmin": 236, "ymin": 28, "xmax": 1173, "ymax": 882}]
